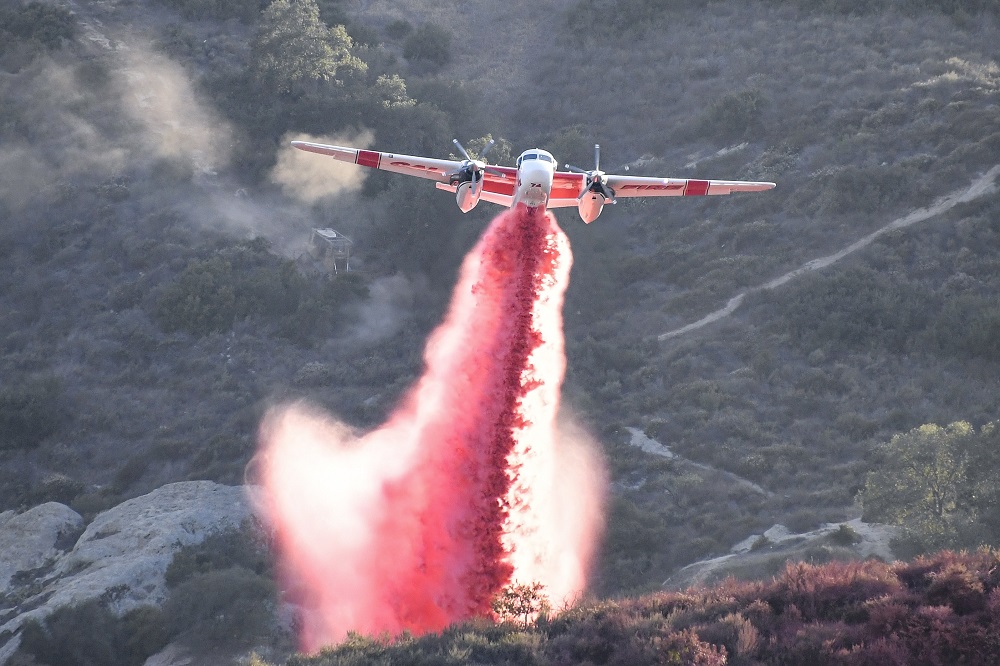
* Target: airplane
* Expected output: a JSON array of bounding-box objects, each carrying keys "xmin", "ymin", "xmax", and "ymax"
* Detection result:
[{"xmin": 291, "ymin": 138, "xmax": 775, "ymax": 224}]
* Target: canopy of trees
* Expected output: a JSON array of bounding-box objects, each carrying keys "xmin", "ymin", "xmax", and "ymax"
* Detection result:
[
  {"xmin": 252, "ymin": 0, "xmax": 365, "ymax": 93},
  {"xmin": 862, "ymin": 421, "xmax": 1000, "ymax": 556}
]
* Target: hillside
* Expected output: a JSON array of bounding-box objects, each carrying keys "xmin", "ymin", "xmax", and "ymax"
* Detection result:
[
  {"xmin": 279, "ymin": 550, "xmax": 1000, "ymax": 665},
  {"xmin": 2, "ymin": 0, "xmax": 1000, "ymax": 660}
]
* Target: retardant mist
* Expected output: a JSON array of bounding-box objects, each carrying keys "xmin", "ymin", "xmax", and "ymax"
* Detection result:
[{"xmin": 253, "ymin": 206, "xmax": 606, "ymax": 653}]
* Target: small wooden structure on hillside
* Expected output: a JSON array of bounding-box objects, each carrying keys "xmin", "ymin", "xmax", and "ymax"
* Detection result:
[{"xmin": 306, "ymin": 228, "xmax": 353, "ymax": 274}]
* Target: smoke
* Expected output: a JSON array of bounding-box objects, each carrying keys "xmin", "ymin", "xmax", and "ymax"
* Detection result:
[
  {"xmin": 0, "ymin": 33, "xmax": 233, "ymax": 209},
  {"xmin": 0, "ymin": 26, "xmax": 368, "ymax": 252},
  {"xmin": 344, "ymin": 273, "xmax": 422, "ymax": 342},
  {"xmin": 0, "ymin": 58, "xmax": 128, "ymax": 209},
  {"xmin": 116, "ymin": 43, "xmax": 233, "ymax": 176},
  {"xmin": 253, "ymin": 206, "xmax": 606, "ymax": 652},
  {"xmin": 271, "ymin": 130, "xmax": 375, "ymax": 204}
]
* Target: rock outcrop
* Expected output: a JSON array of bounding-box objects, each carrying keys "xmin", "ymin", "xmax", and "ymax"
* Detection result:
[
  {"xmin": 0, "ymin": 503, "xmax": 84, "ymax": 593},
  {"xmin": 665, "ymin": 518, "xmax": 898, "ymax": 589},
  {"xmin": 0, "ymin": 481, "xmax": 254, "ymax": 663}
]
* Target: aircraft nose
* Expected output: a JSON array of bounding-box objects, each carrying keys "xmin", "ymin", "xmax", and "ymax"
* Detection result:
[
  {"xmin": 517, "ymin": 160, "xmax": 554, "ymax": 207},
  {"xmin": 524, "ymin": 161, "xmax": 554, "ymax": 185}
]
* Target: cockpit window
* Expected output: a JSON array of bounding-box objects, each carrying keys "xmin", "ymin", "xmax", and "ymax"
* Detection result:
[{"xmin": 516, "ymin": 151, "xmax": 553, "ymax": 167}]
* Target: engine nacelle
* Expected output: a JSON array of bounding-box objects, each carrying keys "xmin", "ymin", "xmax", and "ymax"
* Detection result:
[
  {"xmin": 455, "ymin": 178, "xmax": 483, "ymax": 213},
  {"xmin": 578, "ymin": 191, "xmax": 607, "ymax": 224}
]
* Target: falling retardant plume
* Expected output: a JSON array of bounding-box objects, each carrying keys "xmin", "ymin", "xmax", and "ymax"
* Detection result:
[{"xmin": 253, "ymin": 205, "xmax": 607, "ymax": 653}]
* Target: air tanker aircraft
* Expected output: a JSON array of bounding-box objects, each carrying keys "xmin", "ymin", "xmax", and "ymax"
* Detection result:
[{"xmin": 291, "ymin": 138, "xmax": 775, "ymax": 224}]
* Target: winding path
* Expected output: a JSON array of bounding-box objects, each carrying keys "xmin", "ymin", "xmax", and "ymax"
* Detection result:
[
  {"xmin": 627, "ymin": 428, "xmax": 773, "ymax": 497},
  {"xmin": 658, "ymin": 165, "xmax": 1000, "ymax": 341}
]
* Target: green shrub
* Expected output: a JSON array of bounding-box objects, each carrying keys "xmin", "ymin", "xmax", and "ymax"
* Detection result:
[
  {"xmin": 165, "ymin": 525, "xmax": 273, "ymax": 588},
  {"xmin": 761, "ymin": 0, "xmax": 1000, "ymax": 18},
  {"xmin": 567, "ymin": 0, "xmax": 711, "ymax": 36},
  {"xmin": 18, "ymin": 600, "xmax": 168, "ymax": 666},
  {"xmin": 0, "ymin": 2, "xmax": 76, "ymax": 49},
  {"xmin": 113, "ymin": 457, "xmax": 150, "ymax": 491},
  {"xmin": 155, "ymin": 256, "xmax": 238, "ymax": 335},
  {"xmin": 927, "ymin": 295, "xmax": 1000, "ymax": 362},
  {"xmin": 385, "ymin": 18, "xmax": 412, "ymax": 40},
  {"xmin": 699, "ymin": 89, "xmax": 767, "ymax": 142},
  {"xmin": 0, "ymin": 377, "xmax": 65, "ymax": 450},
  {"xmin": 776, "ymin": 268, "xmax": 933, "ymax": 354},
  {"xmin": 155, "ymin": 239, "xmax": 307, "ymax": 336},
  {"xmin": 157, "ymin": 0, "xmax": 262, "ymax": 21},
  {"xmin": 31, "ymin": 473, "xmax": 84, "ymax": 505},
  {"xmin": 402, "ymin": 23, "xmax": 452, "ymax": 67},
  {"xmin": 121, "ymin": 606, "xmax": 172, "ymax": 664},
  {"xmin": 861, "ymin": 422, "xmax": 974, "ymax": 553},
  {"xmin": 276, "ymin": 271, "xmax": 368, "ymax": 344},
  {"xmin": 70, "ymin": 488, "xmax": 123, "ymax": 522},
  {"xmin": 829, "ymin": 524, "xmax": 862, "ymax": 546},
  {"xmin": 163, "ymin": 566, "xmax": 276, "ymax": 647},
  {"xmin": 816, "ymin": 163, "xmax": 920, "ymax": 215}
]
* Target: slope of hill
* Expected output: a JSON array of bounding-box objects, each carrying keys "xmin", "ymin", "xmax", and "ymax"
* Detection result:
[
  {"xmin": 2, "ymin": 0, "xmax": 1000, "ymax": 659},
  {"xmin": 277, "ymin": 549, "xmax": 1000, "ymax": 665}
]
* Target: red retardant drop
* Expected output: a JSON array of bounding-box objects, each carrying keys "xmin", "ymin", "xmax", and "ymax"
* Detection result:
[{"xmin": 253, "ymin": 206, "xmax": 607, "ymax": 653}]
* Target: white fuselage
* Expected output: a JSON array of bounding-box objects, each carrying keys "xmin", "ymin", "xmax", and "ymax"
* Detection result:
[{"xmin": 512, "ymin": 149, "xmax": 556, "ymax": 209}]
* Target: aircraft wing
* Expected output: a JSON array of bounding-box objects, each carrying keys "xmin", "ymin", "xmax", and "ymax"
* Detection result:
[
  {"xmin": 549, "ymin": 170, "xmax": 774, "ymax": 203},
  {"xmin": 292, "ymin": 140, "xmax": 461, "ymax": 182},
  {"xmin": 605, "ymin": 174, "xmax": 775, "ymax": 198},
  {"xmin": 292, "ymin": 140, "xmax": 520, "ymax": 202}
]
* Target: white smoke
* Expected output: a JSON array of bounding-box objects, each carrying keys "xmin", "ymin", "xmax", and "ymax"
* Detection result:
[
  {"xmin": 0, "ymin": 57, "xmax": 129, "ymax": 209},
  {"xmin": 0, "ymin": 32, "xmax": 232, "ymax": 209},
  {"xmin": 345, "ymin": 274, "xmax": 422, "ymax": 341},
  {"xmin": 271, "ymin": 130, "xmax": 375, "ymax": 204},
  {"xmin": 116, "ymin": 42, "xmax": 233, "ymax": 176}
]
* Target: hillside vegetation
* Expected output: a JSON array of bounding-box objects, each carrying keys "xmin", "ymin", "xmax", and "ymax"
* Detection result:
[
  {"xmin": 2, "ymin": 0, "xmax": 1000, "ymax": 659},
  {"xmin": 280, "ymin": 550, "xmax": 1000, "ymax": 665}
]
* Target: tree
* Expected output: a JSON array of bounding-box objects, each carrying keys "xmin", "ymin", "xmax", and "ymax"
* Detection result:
[
  {"xmin": 252, "ymin": 0, "xmax": 366, "ymax": 93},
  {"xmin": 962, "ymin": 422, "xmax": 1000, "ymax": 546},
  {"xmin": 491, "ymin": 582, "xmax": 550, "ymax": 626},
  {"xmin": 861, "ymin": 422, "xmax": 974, "ymax": 550},
  {"xmin": 461, "ymin": 134, "xmax": 513, "ymax": 166}
]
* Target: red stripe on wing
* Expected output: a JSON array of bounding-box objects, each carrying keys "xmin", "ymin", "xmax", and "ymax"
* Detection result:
[
  {"xmin": 484, "ymin": 179, "xmax": 515, "ymax": 196},
  {"xmin": 552, "ymin": 184, "xmax": 582, "ymax": 199},
  {"xmin": 554, "ymin": 172, "xmax": 586, "ymax": 185},
  {"xmin": 684, "ymin": 179, "xmax": 709, "ymax": 196},
  {"xmin": 356, "ymin": 150, "xmax": 381, "ymax": 169}
]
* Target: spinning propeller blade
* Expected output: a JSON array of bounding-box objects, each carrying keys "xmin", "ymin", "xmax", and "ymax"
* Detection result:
[
  {"xmin": 447, "ymin": 138, "xmax": 502, "ymax": 183},
  {"xmin": 565, "ymin": 144, "xmax": 613, "ymax": 201}
]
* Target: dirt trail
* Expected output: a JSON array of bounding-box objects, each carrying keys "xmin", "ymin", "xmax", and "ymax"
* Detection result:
[
  {"xmin": 659, "ymin": 165, "xmax": 1000, "ymax": 341},
  {"xmin": 627, "ymin": 428, "xmax": 773, "ymax": 497}
]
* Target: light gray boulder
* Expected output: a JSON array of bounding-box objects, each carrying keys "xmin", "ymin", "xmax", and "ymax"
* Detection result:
[
  {"xmin": 0, "ymin": 503, "xmax": 83, "ymax": 593},
  {"xmin": 0, "ymin": 481, "xmax": 255, "ymax": 664}
]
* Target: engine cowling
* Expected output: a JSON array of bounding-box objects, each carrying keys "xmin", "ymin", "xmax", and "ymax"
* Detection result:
[
  {"xmin": 578, "ymin": 191, "xmax": 607, "ymax": 224},
  {"xmin": 455, "ymin": 178, "xmax": 482, "ymax": 212}
]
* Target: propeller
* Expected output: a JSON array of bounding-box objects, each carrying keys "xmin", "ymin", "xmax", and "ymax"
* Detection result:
[
  {"xmin": 565, "ymin": 143, "xmax": 615, "ymax": 201},
  {"xmin": 446, "ymin": 138, "xmax": 505, "ymax": 186}
]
